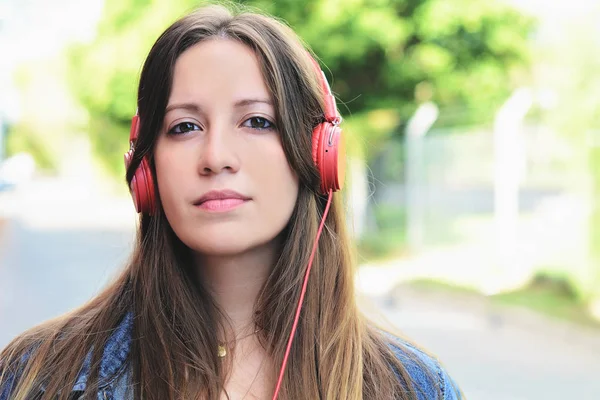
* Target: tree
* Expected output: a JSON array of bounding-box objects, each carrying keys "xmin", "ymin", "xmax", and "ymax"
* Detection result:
[
  {"xmin": 66, "ymin": 0, "xmax": 534, "ymax": 175},
  {"xmin": 531, "ymin": 8, "xmax": 600, "ymax": 304}
]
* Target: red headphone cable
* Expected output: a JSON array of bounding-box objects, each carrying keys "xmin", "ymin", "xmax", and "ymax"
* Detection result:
[{"xmin": 271, "ymin": 190, "xmax": 333, "ymax": 400}]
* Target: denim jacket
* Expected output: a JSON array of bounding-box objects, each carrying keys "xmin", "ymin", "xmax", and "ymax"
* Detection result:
[{"xmin": 1, "ymin": 312, "xmax": 462, "ymax": 399}]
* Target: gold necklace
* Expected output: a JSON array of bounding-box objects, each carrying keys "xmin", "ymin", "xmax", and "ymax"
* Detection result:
[{"xmin": 218, "ymin": 328, "xmax": 260, "ymax": 358}]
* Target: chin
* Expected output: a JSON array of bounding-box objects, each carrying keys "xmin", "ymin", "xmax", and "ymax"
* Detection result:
[
  {"xmin": 181, "ymin": 231, "xmax": 272, "ymax": 258},
  {"xmin": 170, "ymin": 217, "xmax": 289, "ymax": 260},
  {"xmin": 191, "ymin": 240, "xmax": 256, "ymax": 257}
]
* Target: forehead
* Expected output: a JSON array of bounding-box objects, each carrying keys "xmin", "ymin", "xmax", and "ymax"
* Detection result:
[{"xmin": 170, "ymin": 38, "xmax": 271, "ymax": 103}]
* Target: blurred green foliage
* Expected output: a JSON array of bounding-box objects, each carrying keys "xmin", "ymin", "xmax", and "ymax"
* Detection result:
[
  {"xmin": 532, "ymin": 13, "xmax": 600, "ymax": 300},
  {"xmin": 64, "ymin": 0, "xmax": 534, "ymax": 176},
  {"xmin": 6, "ymin": 58, "xmax": 87, "ymax": 172},
  {"xmin": 357, "ymin": 204, "xmax": 407, "ymax": 261}
]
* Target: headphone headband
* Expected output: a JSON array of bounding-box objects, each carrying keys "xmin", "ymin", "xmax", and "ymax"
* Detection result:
[
  {"xmin": 129, "ymin": 114, "xmax": 140, "ymax": 142},
  {"xmin": 126, "ymin": 49, "xmax": 344, "ymax": 215},
  {"xmin": 306, "ymin": 55, "xmax": 341, "ymax": 125}
]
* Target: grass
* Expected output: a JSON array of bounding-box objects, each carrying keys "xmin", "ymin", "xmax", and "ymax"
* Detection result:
[
  {"xmin": 490, "ymin": 275, "xmax": 600, "ymax": 329},
  {"xmin": 406, "ymin": 275, "xmax": 600, "ymax": 329},
  {"xmin": 407, "ymin": 278, "xmax": 481, "ymax": 296}
]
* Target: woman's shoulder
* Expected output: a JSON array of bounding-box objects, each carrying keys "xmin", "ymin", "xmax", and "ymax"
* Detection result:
[{"xmin": 384, "ymin": 333, "xmax": 463, "ymax": 400}]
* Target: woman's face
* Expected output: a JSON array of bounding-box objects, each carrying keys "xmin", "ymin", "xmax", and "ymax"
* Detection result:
[{"xmin": 154, "ymin": 39, "xmax": 299, "ymax": 257}]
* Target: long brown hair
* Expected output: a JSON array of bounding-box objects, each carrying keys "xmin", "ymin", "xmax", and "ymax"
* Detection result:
[{"xmin": 0, "ymin": 4, "xmax": 435, "ymax": 399}]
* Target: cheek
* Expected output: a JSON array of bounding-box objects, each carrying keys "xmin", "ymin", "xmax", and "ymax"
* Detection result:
[
  {"xmin": 154, "ymin": 142, "xmax": 187, "ymax": 212},
  {"xmin": 257, "ymin": 144, "xmax": 299, "ymax": 215}
]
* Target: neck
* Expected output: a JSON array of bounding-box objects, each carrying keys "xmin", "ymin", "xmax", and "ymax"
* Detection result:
[{"xmin": 194, "ymin": 243, "xmax": 279, "ymax": 335}]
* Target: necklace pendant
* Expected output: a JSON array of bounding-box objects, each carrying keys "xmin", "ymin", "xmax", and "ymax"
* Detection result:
[{"xmin": 218, "ymin": 344, "xmax": 227, "ymax": 358}]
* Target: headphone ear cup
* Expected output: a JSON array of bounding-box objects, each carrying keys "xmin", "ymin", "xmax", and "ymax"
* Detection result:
[
  {"xmin": 312, "ymin": 122, "xmax": 345, "ymax": 194},
  {"xmin": 311, "ymin": 122, "xmax": 323, "ymax": 167},
  {"xmin": 124, "ymin": 151, "xmax": 156, "ymax": 215},
  {"xmin": 123, "ymin": 150, "xmax": 139, "ymax": 212},
  {"xmin": 134, "ymin": 157, "xmax": 156, "ymax": 215},
  {"xmin": 124, "ymin": 114, "xmax": 156, "ymax": 215}
]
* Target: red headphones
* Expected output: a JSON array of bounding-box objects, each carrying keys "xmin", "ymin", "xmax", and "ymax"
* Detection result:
[
  {"xmin": 124, "ymin": 115, "xmax": 154, "ymax": 214},
  {"xmin": 125, "ymin": 53, "xmax": 343, "ymax": 400},
  {"xmin": 124, "ymin": 53, "xmax": 345, "ymax": 214}
]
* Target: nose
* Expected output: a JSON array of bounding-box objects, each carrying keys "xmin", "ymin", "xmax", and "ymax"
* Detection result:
[{"xmin": 197, "ymin": 124, "xmax": 240, "ymax": 176}]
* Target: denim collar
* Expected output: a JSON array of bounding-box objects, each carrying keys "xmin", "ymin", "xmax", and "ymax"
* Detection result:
[{"xmin": 70, "ymin": 312, "xmax": 133, "ymax": 392}]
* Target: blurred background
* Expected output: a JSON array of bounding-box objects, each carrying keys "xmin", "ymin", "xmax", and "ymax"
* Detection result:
[{"xmin": 1, "ymin": 0, "xmax": 599, "ymax": 398}]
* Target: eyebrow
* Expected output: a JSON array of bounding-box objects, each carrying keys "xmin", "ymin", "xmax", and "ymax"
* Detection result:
[
  {"xmin": 234, "ymin": 98, "xmax": 272, "ymax": 107},
  {"xmin": 165, "ymin": 103, "xmax": 200, "ymax": 114},
  {"xmin": 165, "ymin": 98, "xmax": 272, "ymax": 114}
]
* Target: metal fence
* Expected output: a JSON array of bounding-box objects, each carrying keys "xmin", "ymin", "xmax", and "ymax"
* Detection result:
[{"xmin": 361, "ymin": 118, "xmax": 592, "ymax": 293}]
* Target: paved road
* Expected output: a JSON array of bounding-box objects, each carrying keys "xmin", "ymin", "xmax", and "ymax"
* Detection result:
[
  {"xmin": 370, "ymin": 289, "xmax": 600, "ymax": 400},
  {"xmin": 1, "ymin": 183, "xmax": 599, "ymax": 399}
]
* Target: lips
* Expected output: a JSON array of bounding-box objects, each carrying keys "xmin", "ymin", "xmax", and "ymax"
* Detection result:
[{"xmin": 193, "ymin": 189, "xmax": 251, "ymax": 206}]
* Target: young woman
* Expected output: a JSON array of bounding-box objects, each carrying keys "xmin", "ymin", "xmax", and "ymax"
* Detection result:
[{"xmin": 0, "ymin": 4, "xmax": 462, "ymax": 399}]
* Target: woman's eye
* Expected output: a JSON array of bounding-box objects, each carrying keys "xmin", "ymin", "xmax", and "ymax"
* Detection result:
[
  {"xmin": 243, "ymin": 116, "xmax": 275, "ymax": 130},
  {"xmin": 168, "ymin": 122, "xmax": 200, "ymax": 135}
]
